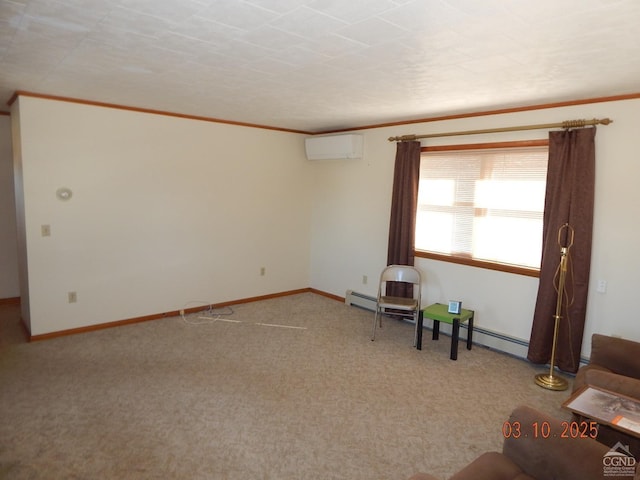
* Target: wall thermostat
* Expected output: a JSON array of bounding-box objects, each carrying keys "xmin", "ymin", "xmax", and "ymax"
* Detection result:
[{"xmin": 448, "ymin": 301, "xmax": 462, "ymax": 315}]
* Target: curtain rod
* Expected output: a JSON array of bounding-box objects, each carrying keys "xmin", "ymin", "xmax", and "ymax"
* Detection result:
[{"xmin": 387, "ymin": 117, "xmax": 613, "ymax": 142}]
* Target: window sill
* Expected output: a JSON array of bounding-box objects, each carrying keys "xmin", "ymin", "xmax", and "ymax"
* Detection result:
[{"xmin": 414, "ymin": 250, "xmax": 540, "ymax": 278}]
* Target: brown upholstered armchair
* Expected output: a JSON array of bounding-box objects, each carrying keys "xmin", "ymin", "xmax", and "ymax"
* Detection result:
[
  {"xmin": 409, "ymin": 405, "xmax": 638, "ymax": 480},
  {"xmin": 571, "ymin": 333, "xmax": 640, "ymax": 458},
  {"xmin": 573, "ymin": 333, "xmax": 640, "ymax": 397}
]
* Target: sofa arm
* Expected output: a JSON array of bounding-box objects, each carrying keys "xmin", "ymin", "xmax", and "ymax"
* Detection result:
[
  {"xmin": 581, "ymin": 368, "xmax": 640, "ymax": 400},
  {"xmin": 590, "ymin": 334, "xmax": 640, "ymax": 379},
  {"xmin": 502, "ymin": 405, "xmax": 612, "ymax": 480},
  {"xmin": 573, "ymin": 363, "xmax": 612, "ymax": 392},
  {"xmin": 448, "ymin": 452, "xmax": 531, "ymax": 480},
  {"xmin": 410, "ymin": 453, "xmax": 533, "ymax": 480}
]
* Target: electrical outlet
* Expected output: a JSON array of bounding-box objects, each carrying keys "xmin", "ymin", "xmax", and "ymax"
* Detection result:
[
  {"xmin": 68, "ymin": 291, "xmax": 77, "ymax": 303},
  {"xmin": 362, "ymin": 275, "xmax": 368, "ymax": 285},
  {"xmin": 180, "ymin": 309, "xmax": 185, "ymax": 316},
  {"xmin": 41, "ymin": 224, "xmax": 51, "ymax": 237}
]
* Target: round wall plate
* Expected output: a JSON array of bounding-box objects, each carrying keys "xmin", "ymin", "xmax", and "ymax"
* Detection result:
[{"xmin": 56, "ymin": 187, "xmax": 73, "ymax": 201}]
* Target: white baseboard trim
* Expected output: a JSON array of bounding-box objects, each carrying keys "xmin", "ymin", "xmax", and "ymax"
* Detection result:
[
  {"xmin": 344, "ymin": 294, "xmax": 590, "ymax": 367},
  {"xmin": 416, "ymin": 317, "xmax": 588, "ymax": 368}
]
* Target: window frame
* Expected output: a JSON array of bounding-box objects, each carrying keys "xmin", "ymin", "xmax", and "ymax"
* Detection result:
[{"xmin": 415, "ymin": 140, "xmax": 549, "ymax": 278}]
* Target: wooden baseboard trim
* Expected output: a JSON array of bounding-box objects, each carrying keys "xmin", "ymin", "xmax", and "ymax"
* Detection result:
[
  {"xmin": 208, "ymin": 288, "xmax": 312, "ymax": 308},
  {"xmin": 20, "ymin": 317, "xmax": 31, "ymax": 341},
  {"xmin": 309, "ymin": 288, "xmax": 344, "ymax": 303},
  {"xmin": 28, "ymin": 288, "xmax": 316, "ymax": 342},
  {"xmin": 0, "ymin": 297, "xmax": 20, "ymax": 305},
  {"xmin": 29, "ymin": 312, "xmax": 173, "ymax": 342}
]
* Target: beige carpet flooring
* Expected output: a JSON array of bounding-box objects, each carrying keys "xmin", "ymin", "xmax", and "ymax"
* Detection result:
[{"xmin": 0, "ymin": 293, "xmax": 573, "ymax": 479}]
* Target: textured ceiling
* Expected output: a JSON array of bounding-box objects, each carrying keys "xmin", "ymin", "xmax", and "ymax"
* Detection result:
[{"xmin": 2, "ymin": 0, "xmax": 640, "ymax": 132}]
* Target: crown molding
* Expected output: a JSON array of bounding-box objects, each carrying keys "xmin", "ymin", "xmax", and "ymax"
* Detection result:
[
  {"xmin": 8, "ymin": 90, "xmax": 640, "ymax": 135},
  {"xmin": 8, "ymin": 90, "xmax": 313, "ymax": 135}
]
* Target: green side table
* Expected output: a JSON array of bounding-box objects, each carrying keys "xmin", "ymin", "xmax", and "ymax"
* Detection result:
[{"xmin": 418, "ymin": 303, "xmax": 474, "ymax": 360}]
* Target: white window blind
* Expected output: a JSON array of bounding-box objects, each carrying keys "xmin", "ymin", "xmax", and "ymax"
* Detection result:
[{"xmin": 416, "ymin": 146, "xmax": 548, "ymax": 269}]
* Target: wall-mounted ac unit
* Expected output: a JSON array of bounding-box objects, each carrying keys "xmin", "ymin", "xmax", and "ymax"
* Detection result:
[{"xmin": 305, "ymin": 134, "xmax": 363, "ymax": 160}]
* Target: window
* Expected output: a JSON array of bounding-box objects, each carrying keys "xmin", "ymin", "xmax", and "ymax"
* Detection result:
[{"xmin": 415, "ymin": 141, "xmax": 548, "ymax": 275}]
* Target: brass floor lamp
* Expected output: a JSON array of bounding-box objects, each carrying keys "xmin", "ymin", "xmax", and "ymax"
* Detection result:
[{"xmin": 535, "ymin": 223, "xmax": 574, "ymax": 391}]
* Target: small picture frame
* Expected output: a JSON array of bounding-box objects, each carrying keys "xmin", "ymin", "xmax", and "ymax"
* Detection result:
[{"xmin": 448, "ymin": 301, "xmax": 462, "ymax": 315}]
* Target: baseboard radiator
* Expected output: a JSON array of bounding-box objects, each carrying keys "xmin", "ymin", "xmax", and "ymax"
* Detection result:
[
  {"xmin": 345, "ymin": 290, "xmax": 377, "ymax": 312},
  {"xmin": 344, "ymin": 290, "xmax": 588, "ymax": 366}
]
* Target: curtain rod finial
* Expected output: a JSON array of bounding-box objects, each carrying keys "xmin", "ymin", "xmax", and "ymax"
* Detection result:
[{"xmin": 388, "ymin": 134, "xmax": 419, "ymax": 142}]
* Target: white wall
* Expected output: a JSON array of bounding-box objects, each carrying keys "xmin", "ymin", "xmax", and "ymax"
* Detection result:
[
  {"xmin": 309, "ymin": 98, "xmax": 640, "ymax": 360},
  {"xmin": 12, "ymin": 96, "xmax": 312, "ymax": 336},
  {"xmin": 0, "ymin": 115, "xmax": 19, "ymax": 299},
  {"xmin": 10, "ymin": 94, "xmax": 640, "ymax": 355}
]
